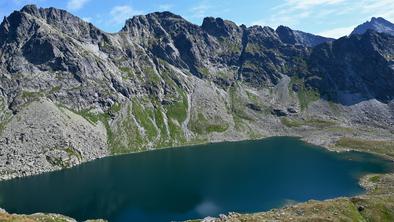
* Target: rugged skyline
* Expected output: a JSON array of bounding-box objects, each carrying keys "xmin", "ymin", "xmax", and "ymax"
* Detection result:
[{"xmin": 1, "ymin": 0, "xmax": 394, "ymax": 38}]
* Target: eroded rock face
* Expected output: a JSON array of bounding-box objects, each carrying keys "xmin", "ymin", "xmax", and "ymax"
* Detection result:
[{"xmin": 0, "ymin": 5, "xmax": 393, "ymax": 179}]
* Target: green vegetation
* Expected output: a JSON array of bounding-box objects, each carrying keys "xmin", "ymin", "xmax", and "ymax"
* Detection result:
[
  {"xmin": 119, "ymin": 66, "xmax": 135, "ymax": 79},
  {"xmin": 218, "ymin": 37, "xmax": 241, "ymax": 54},
  {"xmin": 189, "ymin": 112, "xmax": 228, "ymax": 134},
  {"xmin": 289, "ymin": 77, "xmax": 320, "ymax": 111},
  {"xmin": 282, "ymin": 56, "xmax": 308, "ymax": 74},
  {"xmin": 77, "ymin": 109, "xmax": 102, "ymax": 124},
  {"xmin": 153, "ymin": 108, "xmax": 171, "ymax": 147},
  {"xmin": 49, "ymin": 86, "xmax": 61, "ymax": 94},
  {"xmin": 369, "ymin": 175, "xmax": 381, "ymax": 183},
  {"xmin": 305, "ymin": 119, "xmax": 337, "ymax": 128},
  {"xmin": 110, "ymin": 104, "xmax": 144, "ymax": 154},
  {"xmin": 46, "ymin": 146, "xmax": 83, "ymax": 168},
  {"xmin": 328, "ymin": 100, "xmax": 341, "ymax": 114},
  {"xmin": 21, "ymin": 91, "xmax": 44, "ymax": 100},
  {"xmin": 242, "ymin": 61, "xmax": 259, "ymax": 71},
  {"xmin": 281, "ymin": 117, "xmax": 336, "ymax": 128},
  {"xmin": 131, "ymin": 98, "xmax": 157, "ymax": 141},
  {"xmin": 0, "ymin": 98, "xmax": 11, "ymax": 134},
  {"xmin": 0, "ymin": 211, "xmax": 79, "ymax": 222},
  {"xmin": 195, "ymin": 187, "xmax": 394, "ymax": 222},
  {"xmin": 245, "ymin": 91, "xmax": 259, "ymax": 104},
  {"xmin": 45, "ymin": 155, "xmax": 69, "ymax": 168},
  {"xmin": 72, "ymin": 65, "xmax": 193, "ymax": 154},
  {"xmin": 165, "ymin": 92, "xmax": 188, "ymax": 123},
  {"xmin": 143, "ymin": 67, "xmax": 161, "ymax": 84},
  {"xmin": 281, "ymin": 117, "xmax": 304, "ymax": 127},
  {"xmin": 68, "ymin": 103, "xmax": 123, "ymax": 154},
  {"xmin": 167, "ymin": 118, "xmax": 186, "ymax": 144},
  {"xmin": 229, "ymin": 85, "xmax": 253, "ymax": 121},
  {"xmin": 64, "ymin": 147, "xmax": 82, "ymax": 161},
  {"xmin": 109, "ymin": 102, "xmax": 121, "ymax": 113},
  {"xmin": 245, "ymin": 43, "xmax": 261, "ymax": 53},
  {"xmin": 0, "ymin": 121, "xmax": 6, "ymax": 134},
  {"xmin": 336, "ymin": 137, "xmax": 394, "ymax": 158},
  {"xmin": 198, "ymin": 67, "xmax": 210, "ymax": 78},
  {"xmin": 351, "ymin": 195, "xmax": 394, "ymax": 222},
  {"xmin": 232, "ymin": 113, "xmax": 244, "ymax": 130},
  {"xmin": 326, "ymin": 126, "xmax": 354, "ymax": 133}
]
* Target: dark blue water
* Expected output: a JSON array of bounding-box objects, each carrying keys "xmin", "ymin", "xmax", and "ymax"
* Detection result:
[{"xmin": 0, "ymin": 137, "xmax": 392, "ymax": 221}]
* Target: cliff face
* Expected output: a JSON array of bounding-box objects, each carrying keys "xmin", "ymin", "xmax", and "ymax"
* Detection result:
[
  {"xmin": 306, "ymin": 31, "xmax": 394, "ymax": 105},
  {"xmin": 0, "ymin": 5, "xmax": 393, "ymax": 180}
]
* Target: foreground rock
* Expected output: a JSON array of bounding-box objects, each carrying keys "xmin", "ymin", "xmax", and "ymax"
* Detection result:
[{"xmin": 0, "ymin": 208, "xmax": 106, "ymax": 222}]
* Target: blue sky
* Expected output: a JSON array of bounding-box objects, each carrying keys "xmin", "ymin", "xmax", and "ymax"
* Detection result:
[{"xmin": 1, "ymin": 0, "xmax": 394, "ymax": 38}]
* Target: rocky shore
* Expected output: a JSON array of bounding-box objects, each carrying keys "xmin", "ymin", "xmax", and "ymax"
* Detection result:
[{"xmin": 0, "ymin": 208, "xmax": 106, "ymax": 222}]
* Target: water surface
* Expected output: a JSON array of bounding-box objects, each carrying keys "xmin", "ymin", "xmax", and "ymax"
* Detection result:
[{"xmin": 0, "ymin": 137, "xmax": 392, "ymax": 221}]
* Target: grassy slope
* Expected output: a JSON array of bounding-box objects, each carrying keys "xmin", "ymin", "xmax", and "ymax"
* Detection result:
[{"xmin": 336, "ymin": 138, "xmax": 394, "ymax": 159}]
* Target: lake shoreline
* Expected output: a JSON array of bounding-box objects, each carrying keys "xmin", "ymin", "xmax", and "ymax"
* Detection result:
[
  {"xmin": 1, "ymin": 127, "xmax": 393, "ymax": 182},
  {"xmin": 0, "ymin": 136, "xmax": 392, "ymax": 221}
]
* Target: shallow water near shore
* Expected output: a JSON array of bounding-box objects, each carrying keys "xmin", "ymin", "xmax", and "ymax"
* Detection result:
[{"xmin": 0, "ymin": 137, "xmax": 392, "ymax": 222}]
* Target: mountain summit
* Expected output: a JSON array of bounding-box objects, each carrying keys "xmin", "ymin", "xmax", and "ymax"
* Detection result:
[{"xmin": 351, "ymin": 17, "xmax": 394, "ymax": 36}]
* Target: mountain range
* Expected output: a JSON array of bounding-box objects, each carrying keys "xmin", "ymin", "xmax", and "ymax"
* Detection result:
[{"xmin": 0, "ymin": 5, "xmax": 393, "ymax": 180}]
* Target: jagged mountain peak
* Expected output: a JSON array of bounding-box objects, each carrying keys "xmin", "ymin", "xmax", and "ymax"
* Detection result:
[
  {"xmin": 276, "ymin": 25, "xmax": 334, "ymax": 47},
  {"xmin": 18, "ymin": 4, "xmax": 81, "ymax": 23},
  {"xmin": 147, "ymin": 11, "xmax": 184, "ymax": 19},
  {"xmin": 121, "ymin": 11, "xmax": 191, "ymax": 32},
  {"xmin": 1, "ymin": 4, "xmax": 104, "ymax": 44},
  {"xmin": 201, "ymin": 17, "xmax": 241, "ymax": 37},
  {"xmin": 20, "ymin": 4, "xmax": 39, "ymax": 15},
  {"xmin": 371, "ymin": 17, "xmax": 389, "ymax": 22},
  {"xmin": 351, "ymin": 17, "xmax": 394, "ymax": 36}
]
